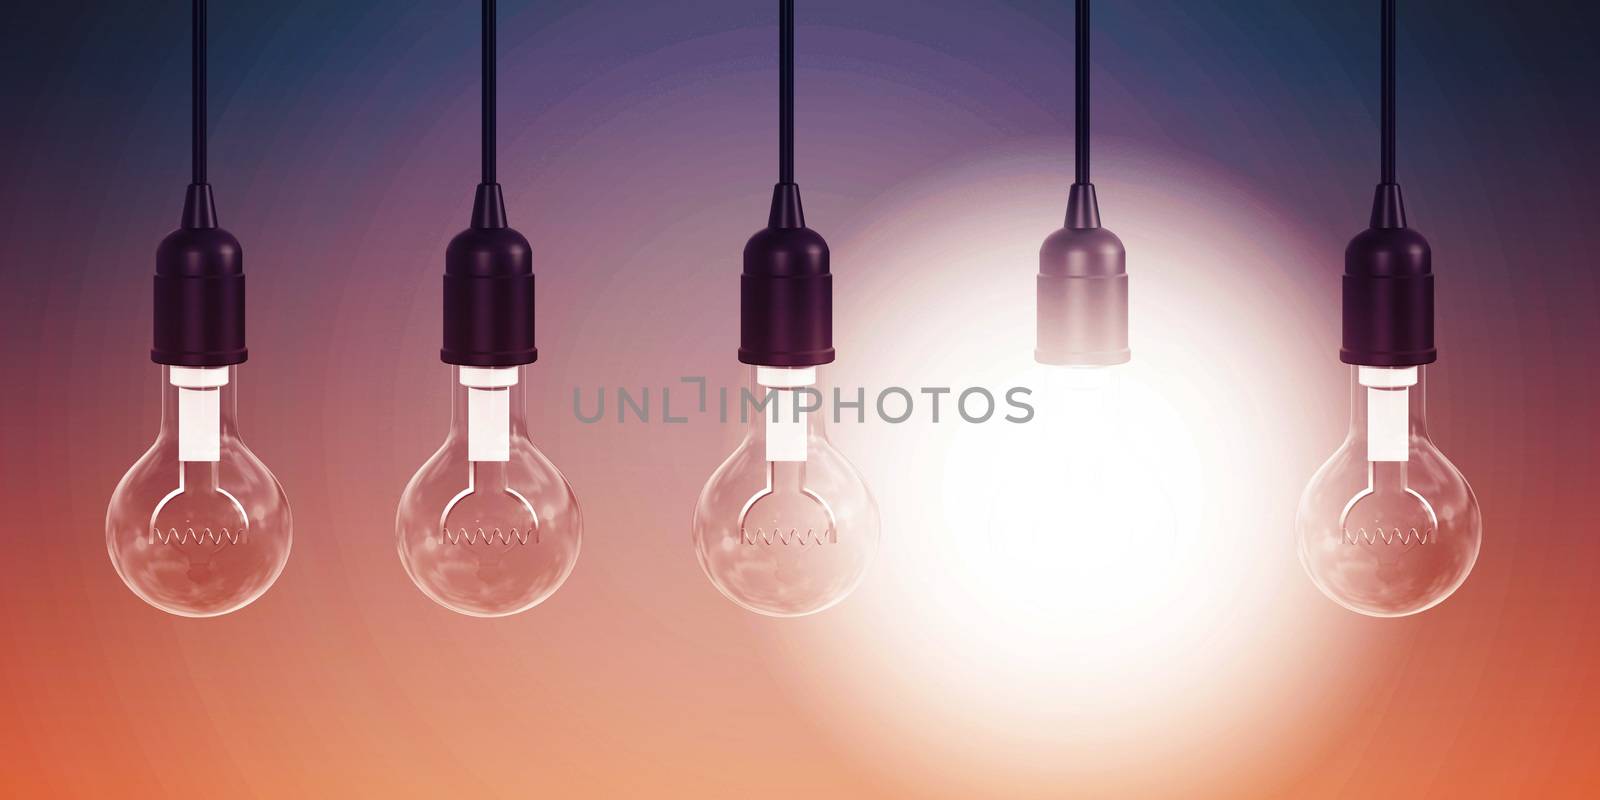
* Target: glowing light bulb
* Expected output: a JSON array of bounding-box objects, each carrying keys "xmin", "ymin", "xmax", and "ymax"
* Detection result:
[
  {"xmin": 1297, "ymin": 366, "xmax": 1481, "ymax": 617},
  {"xmin": 397, "ymin": 366, "xmax": 580, "ymax": 617},
  {"xmin": 994, "ymin": 366, "xmax": 1175, "ymax": 566},
  {"xmin": 107, "ymin": 366, "xmax": 291, "ymax": 617},
  {"xmin": 693, "ymin": 366, "xmax": 879, "ymax": 617},
  {"xmin": 943, "ymin": 364, "xmax": 1180, "ymax": 618}
]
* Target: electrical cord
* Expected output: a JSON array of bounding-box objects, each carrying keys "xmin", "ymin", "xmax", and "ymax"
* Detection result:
[
  {"xmin": 1381, "ymin": 0, "xmax": 1395, "ymax": 184},
  {"xmin": 192, "ymin": 0, "xmax": 206, "ymax": 185},
  {"xmin": 779, "ymin": 0, "xmax": 795, "ymax": 184},
  {"xmin": 1075, "ymin": 0, "xmax": 1089, "ymax": 185},
  {"xmin": 482, "ymin": 0, "xmax": 497, "ymax": 185}
]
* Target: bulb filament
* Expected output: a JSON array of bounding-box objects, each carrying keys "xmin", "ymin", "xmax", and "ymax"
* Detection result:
[
  {"xmin": 740, "ymin": 526, "xmax": 837, "ymax": 546},
  {"xmin": 441, "ymin": 526, "xmax": 538, "ymax": 546},
  {"xmin": 151, "ymin": 526, "xmax": 246, "ymax": 546},
  {"xmin": 1341, "ymin": 526, "xmax": 1435, "ymax": 546}
]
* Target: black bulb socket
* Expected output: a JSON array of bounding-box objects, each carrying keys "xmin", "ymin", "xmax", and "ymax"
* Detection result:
[
  {"xmin": 152, "ymin": 183, "xmax": 247, "ymax": 367},
  {"xmin": 1035, "ymin": 183, "xmax": 1130, "ymax": 366},
  {"xmin": 441, "ymin": 183, "xmax": 538, "ymax": 367},
  {"xmin": 738, "ymin": 183, "xmax": 834, "ymax": 367},
  {"xmin": 1341, "ymin": 183, "xmax": 1435, "ymax": 367}
]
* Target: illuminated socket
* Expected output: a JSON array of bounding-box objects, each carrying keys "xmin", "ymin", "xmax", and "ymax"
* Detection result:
[
  {"xmin": 1360, "ymin": 366, "xmax": 1417, "ymax": 462},
  {"xmin": 461, "ymin": 366, "xmax": 517, "ymax": 462},
  {"xmin": 171, "ymin": 366, "xmax": 228, "ymax": 462},
  {"xmin": 757, "ymin": 366, "xmax": 816, "ymax": 463}
]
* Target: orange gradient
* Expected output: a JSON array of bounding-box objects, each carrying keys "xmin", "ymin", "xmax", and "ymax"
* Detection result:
[
  {"xmin": 4, "ymin": 145, "xmax": 1596, "ymax": 797},
  {"xmin": 3, "ymin": 0, "xmax": 1599, "ymax": 792}
]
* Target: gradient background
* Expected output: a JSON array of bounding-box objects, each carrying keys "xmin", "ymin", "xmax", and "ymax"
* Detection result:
[{"xmin": 3, "ymin": 0, "xmax": 1599, "ymax": 796}]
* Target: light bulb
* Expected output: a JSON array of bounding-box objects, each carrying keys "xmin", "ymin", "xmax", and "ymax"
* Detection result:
[
  {"xmin": 107, "ymin": 366, "xmax": 291, "ymax": 617},
  {"xmin": 397, "ymin": 365, "xmax": 580, "ymax": 617},
  {"xmin": 943, "ymin": 364, "xmax": 1179, "ymax": 619},
  {"xmin": 995, "ymin": 367, "xmax": 1175, "ymax": 568},
  {"xmin": 693, "ymin": 366, "xmax": 879, "ymax": 617},
  {"xmin": 1297, "ymin": 366, "xmax": 1481, "ymax": 617}
]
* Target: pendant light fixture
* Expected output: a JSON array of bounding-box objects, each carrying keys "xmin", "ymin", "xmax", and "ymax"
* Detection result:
[
  {"xmin": 691, "ymin": 0, "xmax": 880, "ymax": 618},
  {"xmin": 106, "ymin": 0, "xmax": 292, "ymax": 617},
  {"xmin": 947, "ymin": 0, "xmax": 1177, "ymax": 614},
  {"xmin": 1296, "ymin": 0, "xmax": 1481, "ymax": 617},
  {"xmin": 396, "ymin": 0, "xmax": 582, "ymax": 618},
  {"xmin": 1036, "ymin": 0, "xmax": 1128, "ymax": 368}
]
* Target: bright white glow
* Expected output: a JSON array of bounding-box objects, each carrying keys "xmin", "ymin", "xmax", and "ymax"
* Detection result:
[
  {"xmin": 171, "ymin": 366, "xmax": 226, "ymax": 462},
  {"xmin": 757, "ymin": 366, "xmax": 815, "ymax": 463},
  {"xmin": 1360, "ymin": 366, "xmax": 1415, "ymax": 462},
  {"xmin": 461, "ymin": 367, "xmax": 515, "ymax": 462},
  {"xmin": 941, "ymin": 363, "xmax": 1185, "ymax": 624},
  {"xmin": 757, "ymin": 150, "xmax": 1335, "ymax": 793}
]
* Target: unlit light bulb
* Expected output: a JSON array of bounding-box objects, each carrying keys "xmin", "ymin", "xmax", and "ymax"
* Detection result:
[
  {"xmin": 397, "ymin": 366, "xmax": 581, "ymax": 617},
  {"xmin": 693, "ymin": 366, "xmax": 879, "ymax": 617},
  {"xmin": 1297, "ymin": 366, "xmax": 1481, "ymax": 617},
  {"xmin": 107, "ymin": 366, "xmax": 292, "ymax": 617}
]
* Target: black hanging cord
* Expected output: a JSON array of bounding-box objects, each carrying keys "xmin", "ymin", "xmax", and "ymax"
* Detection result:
[
  {"xmin": 1074, "ymin": 0, "xmax": 1090, "ymax": 185},
  {"xmin": 192, "ymin": 0, "xmax": 206, "ymax": 185},
  {"xmin": 1381, "ymin": 0, "xmax": 1395, "ymax": 184},
  {"xmin": 482, "ymin": 0, "xmax": 497, "ymax": 185},
  {"xmin": 779, "ymin": 0, "xmax": 795, "ymax": 184}
]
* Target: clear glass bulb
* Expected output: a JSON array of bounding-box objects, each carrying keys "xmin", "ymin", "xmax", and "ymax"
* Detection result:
[
  {"xmin": 1297, "ymin": 365, "xmax": 1481, "ymax": 617},
  {"xmin": 397, "ymin": 365, "xmax": 581, "ymax": 617},
  {"xmin": 107, "ymin": 366, "xmax": 292, "ymax": 617},
  {"xmin": 693, "ymin": 365, "xmax": 879, "ymax": 617}
]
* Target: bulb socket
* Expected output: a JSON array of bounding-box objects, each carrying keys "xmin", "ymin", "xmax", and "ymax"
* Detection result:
[
  {"xmin": 738, "ymin": 183, "xmax": 834, "ymax": 367},
  {"xmin": 441, "ymin": 183, "xmax": 538, "ymax": 367},
  {"xmin": 1035, "ymin": 183, "xmax": 1130, "ymax": 366},
  {"xmin": 152, "ymin": 183, "xmax": 247, "ymax": 367},
  {"xmin": 1341, "ymin": 183, "xmax": 1436, "ymax": 367}
]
